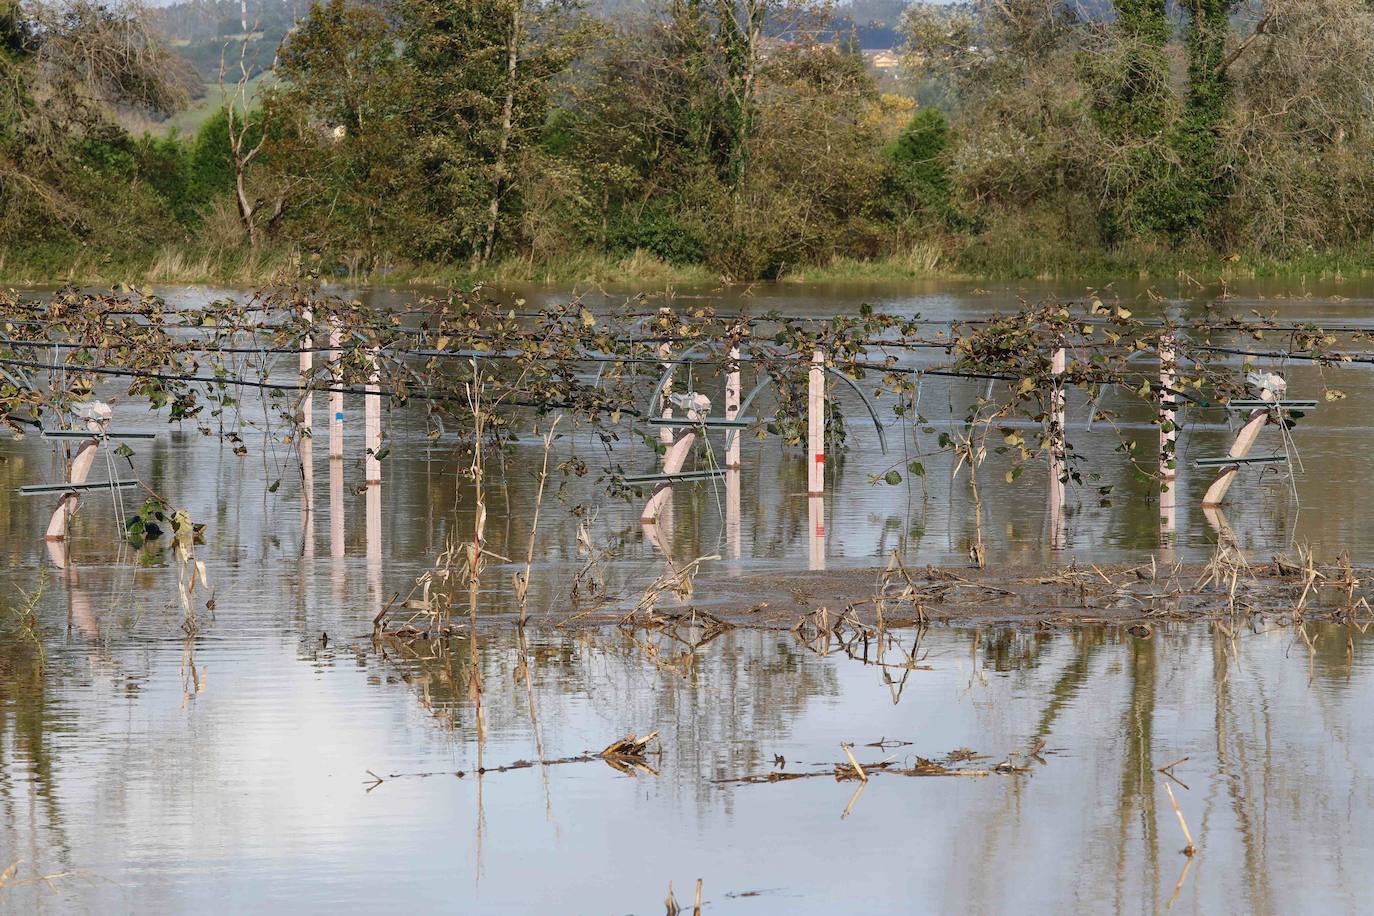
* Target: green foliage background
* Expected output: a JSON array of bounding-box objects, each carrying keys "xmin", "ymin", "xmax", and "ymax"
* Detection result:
[{"xmin": 6, "ymin": 0, "xmax": 1374, "ymax": 282}]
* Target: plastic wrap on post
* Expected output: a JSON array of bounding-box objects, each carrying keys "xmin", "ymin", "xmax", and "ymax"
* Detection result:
[
  {"xmin": 1202, "ymin": 372, "xmax": 1285, "ymax": 507},
  {"xmin": 44, "ymin": 402, "xmax": 112, "ymax": 541}
]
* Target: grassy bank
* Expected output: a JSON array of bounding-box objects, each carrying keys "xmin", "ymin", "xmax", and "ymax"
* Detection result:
[
  {"xmin": 0, "ymin": 244, "xmax": 715, "ymax": 290},
  {"xmin": 9, "ymin": 238, "xmax": 1374, "ymax": 291}
]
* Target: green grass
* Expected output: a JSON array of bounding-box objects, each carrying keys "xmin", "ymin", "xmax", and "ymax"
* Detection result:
[
  {"xmin": 9, "ymin": 234, "xmax": 1374, "ymax": 290},
  {"xmin": 160, "ymin": 74, "xmax": 270, "ymax": 138},
  {"xmin": 0, "ymin": 244, "xmax": 715, "ymax": 290}
]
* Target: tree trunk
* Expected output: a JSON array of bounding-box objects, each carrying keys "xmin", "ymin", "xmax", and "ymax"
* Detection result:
[
  {"xmin": 478, "ymin": 0, "xmax": 522, "ymax": 268},
  {"xmin": 236, "ymin": 171, "xmax": 258, "ymax": 248}
]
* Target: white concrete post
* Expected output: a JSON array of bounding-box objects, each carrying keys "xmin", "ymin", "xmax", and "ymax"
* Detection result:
[
  {"xmin": 725, "ymin": 343, "xmax": 741, "ymax": 470},
  {"xmin": 300, "ymin": 305, "xmax": 315, "ymax": 558},
  {"xmin": 1159, "ymin": 331, "xmax": 1176, "ymax": 484},
  {"xmin": 365, "ymin": 347, "xmax": 381, "ymax": 485},
  {"xmin": 366, "ymin": 478, "xmax": 382, "ymax": 616},
  {"xmin": 301, "ymin": 436, "xmax": 314, "ymax": 559},
  {"xmin": 329, "ymin": 314, "xmax": 344, "ymax": 460},
  {"xmin": 658, "ymin": 308, "xmax": 675, "ymax": 450},
  {"xmin": 1048, "ymin": 346, "xmax": 1066, "ymax": 545},
  {"xmin": 726, "ymin": 466, "xmax": 741, "ymax": 560},
  {"xmin": 1159, "ymin": 332, "xmax": 1177, "ymax": 540},
  {"xmin": 807, "ymin": 349, "xmax": 824, "ymax": 497},
  {"xmin": 725, "ymin": 341, "xmax": 742, "ymax": 559},
  {"xmin": 329, "ymin": 456, "xmax": 345, "ymax": 560},
  {"xmin": 300, "ymin": 306, "xmax": 313, "ymax": 441}
]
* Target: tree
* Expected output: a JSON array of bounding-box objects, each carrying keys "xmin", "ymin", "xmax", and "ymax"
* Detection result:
[
  {"xmin": 885, "ymin": 107, "xmax": 952, "ymax": 224},
  {"xmin": 0, "ymin": 0, "xmax": 190, "ymax": 252},
  {"xmin": 264, "ymin": 0, "xmax": 406, "ymax": 258},
  {"xmin": 1172, "ymin": 0, "xmax": 1239, "ymax": 232},
  {"xmin": 263, "ymin": 0, "xmax": 586, "ymax": 265},
  {"xmin": 221, "ymin": 34, "xmax": 269, "ymax": 247},
  {"xmin": 566, "ymin": 2, "xmax": 885, "ymax": 278},
  {"xmin": 394, "ymin": 0, "xmax": 586, "ymax": 264}
]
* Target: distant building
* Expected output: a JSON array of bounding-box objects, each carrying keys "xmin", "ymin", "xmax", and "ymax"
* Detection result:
[{"xmin": 864, "ymin": 49, "xmax": 901, "ymax": 71}]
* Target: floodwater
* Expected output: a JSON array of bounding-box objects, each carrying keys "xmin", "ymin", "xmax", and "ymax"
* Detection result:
[{"xmin": 3, "ymin": 278, "xmax": 1374, "ymax": 912}]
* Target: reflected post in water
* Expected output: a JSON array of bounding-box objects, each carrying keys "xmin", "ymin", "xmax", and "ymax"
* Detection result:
[
  {"xmin": 367, "ymin": 482, "xmax": 382, "ymax": 617},
  {"xmin": 300, "ymin": 438, "xmax": 314, "ymax": 559},
  {"xmin": 329, "ymin": 456, "xmax": 344, "ymax": 560},
  {"xmin": 726, "ymin": 468, "xmax": 741, "ymax": 560},
  {"xmin": 808, "ymin": 495, "xmax": 826, "ymax": 571},
  {"xmin": 45, "ymin": 539, "xmax": 99, "ymax": 638}
]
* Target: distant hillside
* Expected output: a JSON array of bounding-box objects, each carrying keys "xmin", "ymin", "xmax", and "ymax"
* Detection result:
[
  {"xmin": 146, "ymin": 0, "xmax": 1121, "ymax": 87},
  {"xmin": 151, "ymin": 0, "xmax": 298, "ymax": 81},
  {"xmin": 832, "ymin": 0, "xmax": 908, "ymax": 48}
]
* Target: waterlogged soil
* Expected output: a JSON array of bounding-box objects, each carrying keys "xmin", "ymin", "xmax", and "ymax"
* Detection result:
[{"xmin": 4, "ymin": 279, "xmax": 1374, "ymax": 912}]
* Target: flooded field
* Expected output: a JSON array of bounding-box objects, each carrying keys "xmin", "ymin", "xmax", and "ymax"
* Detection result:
[{"xmin": 4, "ymin": 278, "xmax": 1374, "ymax": 912}]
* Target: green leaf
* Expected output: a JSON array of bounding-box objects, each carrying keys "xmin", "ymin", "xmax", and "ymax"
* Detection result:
[
  {"xmin": 267, "ymin": 479, "xmax": 281, "ymax": 493},
  {"xmin": 883, "ymin": 470, "xmax": 902, "ymax": 485},
  {"xmin": 906, "ymin": 461, "xmax": 925, "ymax": 477}
]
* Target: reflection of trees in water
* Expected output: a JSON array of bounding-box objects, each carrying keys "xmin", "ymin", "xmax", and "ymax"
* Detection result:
[
  {"xmin": 1209, "ymin": 626, "xmax": 1274, "ymax": 916},
  {"xmin": 1111, "ymin": 636, "xmax": 1160, "ymax": 915},
  {"xmin": 376, "ymin": 627, "xmax": 840, "ymax": 810},
  {"xmin": 1307, "ymin": 620, "xmax": 1374, "ymax": 685},
  {"xmin": 0, "ymin": 455, "xmax": 49, "ymax": 569},
  {"xmin": 945, "ymin": 630, "xmax": 1169, "ymax": 913},
  {"xmin": 0, "ymin": 610, "xmax": 74, "ymax": 897},
  {"xmin": 1201, "ymin": 620, "xmax": 1372, "ymax": 916}
]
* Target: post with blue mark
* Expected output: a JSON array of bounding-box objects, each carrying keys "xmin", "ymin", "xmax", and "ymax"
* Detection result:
[{"xmin": 329, "ymin": 312, "xmax": 344, "ymax": 461}]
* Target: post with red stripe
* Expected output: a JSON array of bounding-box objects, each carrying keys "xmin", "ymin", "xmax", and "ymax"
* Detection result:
[
  {"xmin": 725, "ymin": 342, "xmax": 741, "ymax": 470},
  {"xmin": 807, "ymin": 348, "xmax": 824, "ymax": 497}
]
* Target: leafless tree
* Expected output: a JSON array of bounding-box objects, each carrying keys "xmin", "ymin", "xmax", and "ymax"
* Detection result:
[
  {"xmin": 31, "ymin": 0, "xmax": 191, "ymax": 121},
  {"xmin": 220, "ymin": 32, "xmax": 269, "ymax": 247}
]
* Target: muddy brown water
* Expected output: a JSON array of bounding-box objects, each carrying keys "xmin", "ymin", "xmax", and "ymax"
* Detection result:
[{"xmin": 3, "ymin": 278, "xmax": 1374, "ymax": 912}]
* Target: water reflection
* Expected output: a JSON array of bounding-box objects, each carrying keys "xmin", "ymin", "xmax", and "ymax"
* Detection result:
[
  {"xmin": 808, "ymin": 495, "xmax": 826, "ymax": 571},
  {"xmin": 0, "ymin": 589, "xmax": 1369, "ymax": 912}
]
